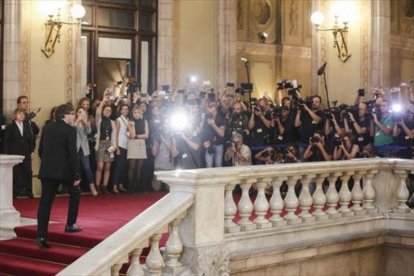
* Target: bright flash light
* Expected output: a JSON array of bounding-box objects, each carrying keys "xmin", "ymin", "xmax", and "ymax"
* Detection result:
[
  {"xmin": 391, "ymin": 104, "xmax": 402, "ymax": 113},
  {"xmin": 189, "ymin": 75, "xmax": 197, "ymax": 83},
  {"xmin": 170, "ymin": 112, "xmax": 189, "ymax": 131}
]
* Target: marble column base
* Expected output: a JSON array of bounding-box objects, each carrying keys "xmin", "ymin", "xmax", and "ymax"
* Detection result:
[
  {"xmin": 225, "ymin": 225, "xmax": 240, "ymax": 233},
  {"xmin": 270, "ymin": 220, "xmax": 287, "ymax": 227},
  {"xmin": 255, "ymin": 222, "xmax": 272, "ymax": 230},
  {"xmin": 240, "ymin": 223, "xmax": 257, "ymax": 231},
  {"xmin": 328, "ymin": 213, "xmax": 342, "ymax": 219},
  {"xmin": 353, "ymin": 209, "xmax": 367, "ymax": 216},
  {"xmin": 301, "ymin": 216, "xmax": 316, "ymax": 223},
  {"xmin": 393, "ymin": 208, "xmax": 411, "ymax": 214},
  {"xmin": 341, "ymin": 211, "xmax": 354, "ymax": 218}
]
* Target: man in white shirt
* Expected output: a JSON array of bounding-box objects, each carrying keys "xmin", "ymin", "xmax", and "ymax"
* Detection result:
[{"xmin": 224, "ymin": 133, "xmax": 252, "ymax": 166}]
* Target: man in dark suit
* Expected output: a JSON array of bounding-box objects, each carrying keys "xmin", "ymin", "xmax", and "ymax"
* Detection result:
[
  {"xmin": 0, "ymin": 112, "xmax": 6, "ymax": 154},
  {"xmin": 37, "ymin": 104, "xmax": 82, "ymax": 248},
  {"xmin": 3, "ymin": 109, "xmax": 35, "ymax": 197}
]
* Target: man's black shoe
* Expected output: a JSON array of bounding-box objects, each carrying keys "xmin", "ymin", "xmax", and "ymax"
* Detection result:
[
  {"xmin": 65, "ymin": 224, "xmax": 83, "ymax": 233},
  {"xmin": 36, "ymin": 237, "xmax": 50, "ymax": 248}
]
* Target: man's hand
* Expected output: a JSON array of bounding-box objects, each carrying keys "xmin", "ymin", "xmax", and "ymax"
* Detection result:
[
  {"xmin": 207, "ymin": 118, "xmax": 216, "ymax": 126},
  {"xmin": 74, "ymin": 179, "xmax": 81, "ymax": 187}
]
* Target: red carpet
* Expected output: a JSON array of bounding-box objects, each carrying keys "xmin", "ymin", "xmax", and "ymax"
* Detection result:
[{"xmin": 0, "ymin": 192, "xmax": 167, "ymax": 276}]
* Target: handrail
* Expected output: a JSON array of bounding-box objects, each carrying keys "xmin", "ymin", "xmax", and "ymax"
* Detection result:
[{"xmin": 58, "ymin": 192, "xmax": 194, "ymax": 276}]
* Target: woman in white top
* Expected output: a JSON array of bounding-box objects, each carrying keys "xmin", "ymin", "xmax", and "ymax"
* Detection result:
[{"xmin": 111, "ymin": 104, "xmax": 130, "ymax": 193}]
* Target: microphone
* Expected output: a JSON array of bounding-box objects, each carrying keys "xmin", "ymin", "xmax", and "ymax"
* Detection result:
[{"xmin": 317, "ymin": 62, "xmax": 327, "ymax": 76}]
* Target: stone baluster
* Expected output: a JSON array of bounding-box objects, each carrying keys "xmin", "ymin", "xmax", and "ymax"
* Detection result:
[
  {"xmin": 111, "ymin": 263, "xmax": 122, "ymax": 276},
  {"xmin": 393, "ymin": 170, "xmax": 410, "ymax": 214},
  {"xmin": 127, "ymin": 247, "xmax": 145, "ymax": 276},
  {"xmin": 269, "ymin": 177, "xmax": 287, "ymax": 227},
  {"xmin": 298, "ymin": 174, "xmax": 316, "ymax": 223},
  {"xmin": 326, "ymin": 173, "xmax": 342, "ymax": 218},
  {"xmin": 363, "ymin": 170, "xmax": 378, "ymax": 214},
  {"xmin": 351, "ymin": 171, "xmax": 366, "ymax": 215},
  {"xmin": 224, "ymin": 181, "xmax": 240, "ymax": 233},
  {"xmin": 338, "ymin": 171, "xmax": 353, "ymax": 217},
  {"xmin": 253, "ymin": 178, "xmax": 272, "ymax": 229},
  {"xmin": 146, "ymin": 233, "xmax": 165, "ymax": 276},
  {"xmin": 284, "ymin": 176, "xmax": 301, "ymax": 224},
  {"xmin": 312, "ymin": 174, "xmax": 328, "ymax": 221},
  {"xmin": 165, "ymin": 216, "xmax": 184, "ymax": 268},
  {"xmin": 237, "ymin": 179, "xmax": 257, "ymax": 231}
]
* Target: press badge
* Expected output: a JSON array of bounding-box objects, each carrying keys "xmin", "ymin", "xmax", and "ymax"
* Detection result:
[
  {"xmin": 406, "ymin": 136, "xmax": 410, "ymax": 140},
  {"xmin": 257, "ymin": 128, "xmax": 263, "ymax": 133},
  {"xmin": 182, "ymin": 153, "xmax": 188, "ymax": 159},
  {"xmin": 358, "ymin": 137, "xmax": 364, "ymax": 142},
  {"xmin": 278, "ymin": 135, "xmax": 283, "ymax": 141}
]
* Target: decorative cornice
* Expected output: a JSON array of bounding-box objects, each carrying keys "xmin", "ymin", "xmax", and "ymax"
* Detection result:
[
  {"xmin": 390, "ymin": 35, "xmax": 414, "ymax": 51},
  {"xmin": 236, "ymin": 41, "xmax": 310, "ymax": 59}
]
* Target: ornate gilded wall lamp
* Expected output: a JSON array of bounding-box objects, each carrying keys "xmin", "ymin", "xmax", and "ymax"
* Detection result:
[
  {"xmin": 311, "ymin": 11, "xmax": 351, "ymax": 63},
  {"xmin": 41, "ymin": 4, "xmax": 85, "ymax": 58}
]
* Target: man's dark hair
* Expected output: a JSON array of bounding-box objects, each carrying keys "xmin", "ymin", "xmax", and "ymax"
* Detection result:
[
  {"xmin": 312, "ymin": 95, "xmax": 322, "ymax": 102},
  {"xmin": 17, "ymin": 96, "xmax": 28, "ymax": 104},
  {"xmin": 55, "ymin": 104, "xmax": 74, "ymax": 119}
]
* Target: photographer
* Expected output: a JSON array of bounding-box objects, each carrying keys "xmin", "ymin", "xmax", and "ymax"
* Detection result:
[
  {"xmin": 201, "ymin": 102, "xmax": 226, "ymax": 168},
  {"xmin": 295, "ymin": 95, "xmax": 324, "ymax": 158},
  {"xmin": 224, "ymin": 133, "xmax": 252, "ymax": 166},
  {"xmin": 303, "ymin": 131, "xmax": 332, "ymax": 162},
  {"xmin": 392, "ymin": 106, "xmax": 414, "ymax": 159},
  {"xmin": 228, "ymin": 102, "xmax": 249, "ymax": 140},
  {"xmin": 174, "ymin": 127, "xmax": 202, "ymax": 169},
  {"xmin": 273, "ymin": 105, "xmax": 298, "ymax": 145},
  {"xmin": 254, "ymin": 146, "xmax": 281, "ymax": 164},
  {"xmin": 249, "ymin": 98, "xmax": 273, "ymax": 157},
  {"xmin": 333, "ymin": 133, "xmax": 360, "ymax": 160},
  {"xmin": 344, "ymin": 102, "xmax": 374, "ymax": 151},
  {"xmin": 373, "ymin": 100, "xmax": 394, "ymax": 157}
]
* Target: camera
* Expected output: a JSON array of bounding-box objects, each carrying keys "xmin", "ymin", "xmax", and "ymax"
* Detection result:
[
  {"xmin": 226, "ymin": 82, "xmax": 235, "ymax": 87},
  {"xmin": 162, "ymin": 84, "xmax": 170, "ymax": 92},
  {"xmin": 333, "ymin": 137, "xmax": 343, "ymax": 147},
  {"xmin": 254, "ymin": 106, "xmax": 262, "ymax": 113},
  {"xmin": 310, "ymin": 136, "xmax": 321, "ymax": 143},
  {"xmin": 240, "ymin": 83, "xmax": 253, "ymax": 93},
  {"xmin": 358, "ymin": 88, "xmax": 365, "ymax": 97}
]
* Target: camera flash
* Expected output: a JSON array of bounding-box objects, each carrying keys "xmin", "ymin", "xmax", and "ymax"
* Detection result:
[
  {"xmin": 189, "ymin": 75, "xmax": 197, "ymax": 83},
  {"xmin": 391, "ymin": 103, "xmax": 402, "ymax": 113}
]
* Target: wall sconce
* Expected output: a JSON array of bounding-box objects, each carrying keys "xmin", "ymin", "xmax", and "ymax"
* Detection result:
[
  {"xmin": 258, "ymin": 32, "xmax": 268, "ymax": 43},
  {"xmin": 41, "ymin": 4, "xmax": 86, "ymax": 58},
  {"xmin": 311, "ymin": 11, "xmax": 351, "ymax": 63}
]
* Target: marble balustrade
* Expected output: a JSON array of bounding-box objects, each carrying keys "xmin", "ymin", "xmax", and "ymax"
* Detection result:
[
  {"xmin": 57, "ymin": 158, "xmax": 414, "ymax": 275},
  {"xmin": 58, "ymin": 193, "xmax": 193, "ymax": 276}
]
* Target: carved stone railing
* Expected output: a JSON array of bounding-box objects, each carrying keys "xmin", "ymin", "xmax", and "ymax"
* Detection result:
[
  {"xmin": 59, "ymin": 159, "xmax": 414, "ymax": 275},
  {"xmin": 58, "ymin": 192, "xmax": 194, "ymax": 276},
  {"xmin": 0, "ymin": 154, "xmax": 24, "ymax": 239}
]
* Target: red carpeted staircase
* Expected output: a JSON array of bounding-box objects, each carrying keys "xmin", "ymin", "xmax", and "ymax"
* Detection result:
[{"xmin": 0, "ymin": 192, "xmax": 167, "ymax": 276}]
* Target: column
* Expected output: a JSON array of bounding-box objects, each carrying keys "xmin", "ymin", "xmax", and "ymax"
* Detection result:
[
  {"xmin": 2, "ymin": 0, "xmax": 22, "ymax": 114},
  {"xmin": 370, "ymin": 0, "xmax": 391, "ymax": 90},
  {"xmin": 218, "ymin": 0, "xmax": 237, "ymax": 86},
  {"xmin": 157, "ymin": 0, "xmax": 174, "ymax": 89},
  {"xmin": 0, "ymin": 155, "xmax": 24, "ymax": 239}
]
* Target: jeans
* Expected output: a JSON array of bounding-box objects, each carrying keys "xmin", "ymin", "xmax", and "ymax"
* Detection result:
[
  {"xmin": 205, "ymin": 144, "xmax": 224, "ymax": 168},
  {"xmin": 79, "ymin": 149, "xmax": 94, "ymax": 184}
]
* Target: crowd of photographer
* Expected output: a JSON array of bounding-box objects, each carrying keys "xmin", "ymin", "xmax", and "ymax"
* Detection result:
[{"xmin": 1, "ymin": 79, "xmax": 413, "ymax": 200}]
